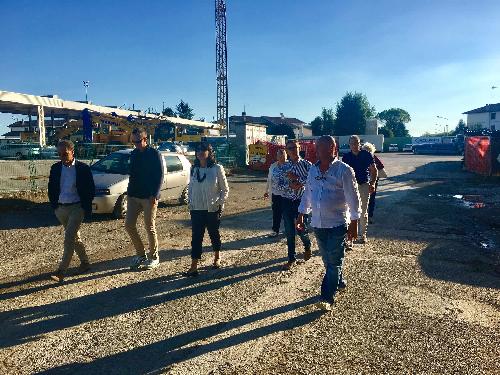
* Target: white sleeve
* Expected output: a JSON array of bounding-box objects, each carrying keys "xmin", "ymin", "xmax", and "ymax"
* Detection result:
[
  {"xmin": 298, "ymin": 168, "xmax": 313, "ymax": 214},
  {"xmin": 342, "ymin": 166, "xmax": 361, "ymax": 220},
  {"xmin": 266, "ymin": 163, "xmax": 275, "ymax": 195},
  {"xmin": 217, "ymin": 164, "xmax": 229, "ymax": 204}
]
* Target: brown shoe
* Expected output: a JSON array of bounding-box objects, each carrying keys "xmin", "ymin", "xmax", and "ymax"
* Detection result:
[
  {"xmin": 304, "ymin": 249, "xmax": 312, "ymax": 261},
  {"xmin": 283, "ymin": 260, "xmax": 297, "ymax": 271},
  {"xmin": 213, "ymin": 258, "xmax": 222, "ymax": 269},
  {"xmin": 50, "ymin": 271, "xmax": 65, "ymax": 283}
]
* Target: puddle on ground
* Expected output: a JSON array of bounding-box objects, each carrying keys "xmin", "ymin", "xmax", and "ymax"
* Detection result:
[{"xmin": 428, "ymin": 194, "xmax": 486, "ymax": 208}]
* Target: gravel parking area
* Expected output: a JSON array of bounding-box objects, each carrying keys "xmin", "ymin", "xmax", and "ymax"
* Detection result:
[{"xmin": 0, "ymin": 154, "xmax": 498, "ymax": 374}]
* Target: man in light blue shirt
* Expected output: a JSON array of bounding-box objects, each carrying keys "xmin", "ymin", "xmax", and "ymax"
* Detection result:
[{"xmin": 297, "ymin": 136, "xmax": 361, "ymax": 311}]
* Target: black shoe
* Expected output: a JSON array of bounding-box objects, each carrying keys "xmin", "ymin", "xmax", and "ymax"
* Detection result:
[
  {"xmin": 78, "ymin": 263, "xmax": 91, "ymax": 274},
  {"xmin": 304, "ymin": 248, "xmax": 312, "ymax": 261},
  {"xmin": 184, "ymin": 269, "xmax": 199, "ymax": 277},
  {"xmin": 338, "ymin": 280, "xmax": 347, "ymax": 291}
]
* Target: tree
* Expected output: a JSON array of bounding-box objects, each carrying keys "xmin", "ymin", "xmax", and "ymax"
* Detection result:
[
  {"xmin": 162, "ymin": 107, "xmax": 175, "ymax": 117},
  {"xmin": 334, "ymin": 92, "xmax": 375, "ymax": 135},
  {"xmin": 377, "ymin": 108, "xmax": 411, "ymax": 137},
  {"xmin": 175, "ymin": 100, "xmax": 194, "ymax": 120},
  {"xmin": 451, "ymin": 119, "xmax": 466, "ymax": 135},
  {"xmin": 378, "ymin": 126, "xmax": 394, "ymax": 138},
  {"xmin": 310, "ymin": 108, "xmax": 335, "ymax": 136},
  {"xmin": 311, "ymin": 116, "xmax": 323, "ymax": 136}
]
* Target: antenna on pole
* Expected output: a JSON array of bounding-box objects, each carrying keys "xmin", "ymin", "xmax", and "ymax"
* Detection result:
[{"xmin": 216, "ymin": 0, "xmax": 229, "ymax": 139}]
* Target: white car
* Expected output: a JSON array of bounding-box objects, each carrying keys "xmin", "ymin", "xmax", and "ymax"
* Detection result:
[
  {"xmin": 402, "ymin": 144, "xmax": 413, "ymax": 152},
  {"xmin": 91, "ymin": 149, "xmax": 191, "ymax": 218},
  {"xmin": 388, "ymin": 144, "xmax": 399, "ymax": 152},
  {"xmin": 0, "ymin": 143, "xmax": 40, "ymax": 159}
]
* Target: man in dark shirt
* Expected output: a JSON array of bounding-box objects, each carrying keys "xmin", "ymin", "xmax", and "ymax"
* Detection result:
[
  {"xmin": 342, "ymin": 135, "xmax": 378, "ymax": 245},
  {"xmin": 125, "ymin": 128, "xmax": 164, "ymax": 270}
]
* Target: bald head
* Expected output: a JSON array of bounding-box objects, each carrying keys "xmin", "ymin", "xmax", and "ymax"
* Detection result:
[{"xmin": 316, "ymin": 135, "xmax": 337, "ymax": 163}]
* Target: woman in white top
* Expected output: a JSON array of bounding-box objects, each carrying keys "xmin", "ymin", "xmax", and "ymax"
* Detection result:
[
  {"xmin": 263, "ymin": 148, "xmax": 287, "ymax": 236},
  {"xmin": 186, "ymin": 142, "xmax": 229, "ymax": 276}
]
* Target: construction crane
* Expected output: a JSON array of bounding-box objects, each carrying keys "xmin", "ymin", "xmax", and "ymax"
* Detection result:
[{"xmin": 215, "ymin": 0, "xmax": 229, "ymax": 139}]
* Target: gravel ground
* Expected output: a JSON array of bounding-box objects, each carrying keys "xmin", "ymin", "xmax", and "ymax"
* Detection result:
[{"xmin": 0, "ymin": 154, "xmax": 498, "ymax": 374}]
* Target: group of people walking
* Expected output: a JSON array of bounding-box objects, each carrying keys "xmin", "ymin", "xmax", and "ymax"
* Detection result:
[
  {"xmin": 48, "ymin": 129, "xmax": 228, "ymax": 282},
  {"xmin": 48, "ymin": 129, "xmax": 382, "ymax": 312},
  {"xmin": 265, "ymin": 135, "xmax": 384, "ymax": 310}
]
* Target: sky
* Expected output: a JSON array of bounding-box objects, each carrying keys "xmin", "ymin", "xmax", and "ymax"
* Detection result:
[{"xmin": 1, "ymin": 0, "xmax": 500, "ymax": 136}]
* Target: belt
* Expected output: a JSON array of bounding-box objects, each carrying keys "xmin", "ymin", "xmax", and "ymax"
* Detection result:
[{"xmin": 58, "ymin": 202, "xmax": 80, "ymax": 206}]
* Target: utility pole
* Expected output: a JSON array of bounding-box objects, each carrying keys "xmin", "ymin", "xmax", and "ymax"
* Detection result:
[
  {"xmin": 83, "ymin": 81, "xmax": 90, "ymax": 102},
  {"xmin": 216, "ymin": 0, "xmax": 229, "ymax": 140}
]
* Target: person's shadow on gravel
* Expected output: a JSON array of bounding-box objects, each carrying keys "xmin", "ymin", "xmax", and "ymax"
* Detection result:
[
  {"xmin": 37, "ymin": 297, "xmax": 323, "ymax": 375},
  {"xmin": 0, "ymin": 256, "xmax": 287, "ymax": 350}
]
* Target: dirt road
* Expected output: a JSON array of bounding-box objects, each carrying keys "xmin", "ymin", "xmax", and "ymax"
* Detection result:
[{"xmin": 0, "ymin": 154, "xmax": 499, "ymax": 374}]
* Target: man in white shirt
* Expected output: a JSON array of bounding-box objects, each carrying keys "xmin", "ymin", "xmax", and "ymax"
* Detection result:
[{"xmin": 297, "ymin": 136, "xmax": 361, "ymax": 311}]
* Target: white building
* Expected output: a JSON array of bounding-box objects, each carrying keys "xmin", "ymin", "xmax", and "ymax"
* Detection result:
[{"xmin": 463, "ymin": 103, "xmax": 500, "ymax": 131}]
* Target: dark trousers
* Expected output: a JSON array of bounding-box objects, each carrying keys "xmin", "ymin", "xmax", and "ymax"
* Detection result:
[
  {"xmin": 281, "ymin": 197, "xmax": 311, "ymax": 262},
  {"xmin": 190, "ymin": 210, "xmax": 221, "ymax": 259},
  {"xmin": 368, "ymin": 179, "xmax": 379, "ymax": 218},
  {"xmin": 271, "ymin": 194, "xmax": 283, "ymax": 233}
]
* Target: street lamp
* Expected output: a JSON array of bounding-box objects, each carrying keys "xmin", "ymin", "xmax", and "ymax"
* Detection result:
[{"xmin": 83, "ymin": 81, "xmax": 90, "ymax": 102}]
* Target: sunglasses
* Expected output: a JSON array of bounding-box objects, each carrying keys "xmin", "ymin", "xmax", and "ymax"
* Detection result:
[
  {"xmin": 132, "ymin": 138, "xmax": 145, "ymax": 144},
  {"xmin": 286, "ymin": 146, "xmax": 298, "ymax": 150},
  {"xmin": 315, "ymin": 175, "xmax": 327, "ymax": 181}
]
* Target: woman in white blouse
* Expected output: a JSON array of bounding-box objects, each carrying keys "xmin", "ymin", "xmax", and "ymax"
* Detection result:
[
  {"xmin": 263, "ymin": 148, "xmax": 287, "ymax": 236},
  {"xmin": 185, "ymin": 142, "xmax": 229, "ymax": 276}
]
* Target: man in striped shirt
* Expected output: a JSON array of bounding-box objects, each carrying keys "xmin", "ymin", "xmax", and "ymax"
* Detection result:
[{"xmin": 277, "ymin": 139, "xmax": 312, "ymax": 270}]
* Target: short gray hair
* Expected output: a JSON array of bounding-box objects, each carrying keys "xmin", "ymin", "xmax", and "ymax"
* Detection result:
[
  {"xmin": 349, "ymin": 135, "xmax": 360, "ymax": 143},
  {"xmin": 57, "ymin": 139, "xmax": 74, "ymax": 151}
]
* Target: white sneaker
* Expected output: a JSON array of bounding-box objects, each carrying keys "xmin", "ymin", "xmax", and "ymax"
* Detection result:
[
  {"xmin": 130, "ymin": 255, "xmax": 147, "ymax": 270},
  {"xmin": 315, "ymin": 301, "xmax": 333, "ymax": 311},
  {"xmin": 144, "ymin": 258, "xmax": 160, "ymax": 270}
]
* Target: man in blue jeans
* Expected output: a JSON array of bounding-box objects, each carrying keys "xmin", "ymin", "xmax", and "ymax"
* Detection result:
[{"xmin": 297, "ymin": 136, "xmax": 361, "ymax": 311}]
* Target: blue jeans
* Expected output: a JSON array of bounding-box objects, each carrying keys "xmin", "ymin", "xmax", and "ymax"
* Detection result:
[
  {"xmin": 314, "ymin": 226, "xmax": 347, "ymax": 304},
  {"xmin": 282, "ymin": 197, "xmax": 311, "ymax": 262}
]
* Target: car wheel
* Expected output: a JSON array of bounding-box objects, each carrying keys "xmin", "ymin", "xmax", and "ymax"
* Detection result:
[
  {"xmin": 15, "ymin": 152, "xmax": 23, "ymax": 160},
  {"xmin": 113, "ymin": 194, "xmax": 127, "ymax": 219},
  {"xmin": 179, "ymin": 186, "xmax": 188, "ymax": 205}
]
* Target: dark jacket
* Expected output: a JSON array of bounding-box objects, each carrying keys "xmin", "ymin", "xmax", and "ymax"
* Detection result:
[
  {"xmin": 127, "ymin": 146, "xmax": 164, "ymax": 199},
  {"xmin": 48, "ymin": 160, "xmax": 96, "ymax": 218}
]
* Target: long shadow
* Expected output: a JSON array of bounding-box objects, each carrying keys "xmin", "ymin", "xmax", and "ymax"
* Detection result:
[
  {"xmin": 0, "ymin": 200, "xmax": 59, "ymax": 229},
  {"xmin": 38, "ymin": 297, "xmax": 322, "ymax": 375},
  {"xmin": 0, "ymin": 248, "xmax": 191, "ymax": 301},
  {"xmin": 0, "ymin": 256, "xmax": 286, "ymax": 349}
]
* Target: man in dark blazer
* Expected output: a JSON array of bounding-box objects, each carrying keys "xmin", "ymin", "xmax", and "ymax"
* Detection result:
[{"xmin": 48, "ymin": 140, "xmax": 95, "ymax": 282}]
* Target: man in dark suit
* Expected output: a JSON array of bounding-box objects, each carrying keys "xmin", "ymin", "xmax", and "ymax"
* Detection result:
[{"xmin": 48, "ymin": 140, "xmax": 95, "ymax": 282}]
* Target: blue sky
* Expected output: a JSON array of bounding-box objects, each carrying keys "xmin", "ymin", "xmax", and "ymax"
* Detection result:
[{"xmin": 1, "ymin": 0, "xmax": 500, "ymax": 136}]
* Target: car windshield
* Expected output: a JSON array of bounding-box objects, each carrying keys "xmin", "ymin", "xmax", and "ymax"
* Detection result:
[{"xmin": 91, "ymin": 153, "xmax": 130, "ymax": 175}]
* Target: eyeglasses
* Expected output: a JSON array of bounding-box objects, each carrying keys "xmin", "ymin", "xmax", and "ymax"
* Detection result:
[{"xmin": 286, "ymin": 146, "xmax": 298, "ymax": 151}]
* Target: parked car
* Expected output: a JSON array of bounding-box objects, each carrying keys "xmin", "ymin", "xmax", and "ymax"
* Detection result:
[
  {"xmin": 157, "ymin": 142, "xmax": 184, "ymax": 154},
  {"xmin": 402, "ymin": 144, "xmax": 413, "ymax": 152},
  {"xmin": 388, "ymin": 144, "xmax": 399, "ymax": 152},
  {"xmin": 0, "ymin": 143, "xmax": 40, "ymax": 159},
  {"xmin": 91, "ymin": 149, "xmax": 191, "ymax": 218},
  {"xmin": 338, "ymin": 143, "xmax": 351, "ymax": 156},
  {"xmin": 412, "ymin": 143, "xmax": 460, "ymax": 155},
  {"xmin": 39, "ymin": 146, "xmax": 58, "ymax": 159}
]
